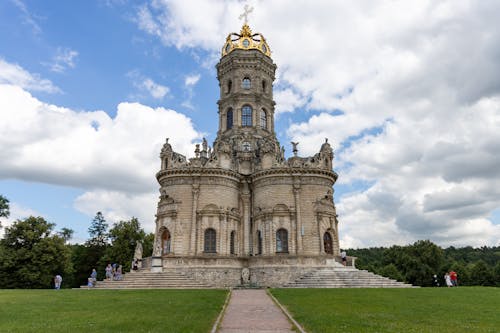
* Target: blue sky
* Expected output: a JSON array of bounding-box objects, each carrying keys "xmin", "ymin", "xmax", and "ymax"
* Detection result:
[{"xmin": 1, "ymin": 0, "xmax": 500, "ymax": 247}]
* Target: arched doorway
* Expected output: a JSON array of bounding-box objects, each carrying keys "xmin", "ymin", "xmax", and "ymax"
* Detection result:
[
  {"xmin": 323, "ymin": 231, "xmax": 333, "ymax": 254},
  {"xmin": 162, "ymin": 229, "xmax": 171, "ymax": 255}
]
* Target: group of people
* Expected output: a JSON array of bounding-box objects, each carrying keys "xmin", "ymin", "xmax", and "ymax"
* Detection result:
[
  {"xmin": 105, "ymin": 263, "xmax": 123, "ymax": 281},
  {"xmin": 444, "ymin": 270, "xmax": 458, "ymax": 287}
]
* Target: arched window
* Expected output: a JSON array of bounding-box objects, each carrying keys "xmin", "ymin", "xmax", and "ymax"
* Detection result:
[
  {"xmin": 241, "ymin": 105, "xmax": 253, "ymax": 127},
  {"xmin": 227, "ymin": 80, "xmax": 232, "ymax": 94},
  {"xmin": 242, "ymin": 77, "xmax": 251, "ymax": 89},
  {"xmin": 257, "ymin": 230, "xmax": 263, "ymax": 255},
  {"xmin": 204, "ymin": 228, "xmax": 216, "ymax": 253},
  {"xmin": 276, "ymin": 228, "xmax": 288, "ymax": 253},
  {"xmin": 230, "ymin": 231, "xmax": 236, "ymax": 255},
  {"xmin": 323, "ymin": 231, "xmax": 333, "ymax": 254},
  {"xmin": 226, "ymin": 108, "xmax": 233, "ymax": 130},
  {"xmin": 162, "ymin": 229, "xmax": 171, "ymax": 255},
  {"xmin": 260, "ymin": 109, "xmax": 267, "ymax": 129}
]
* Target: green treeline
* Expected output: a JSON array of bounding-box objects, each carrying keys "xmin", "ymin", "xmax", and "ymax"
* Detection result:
[
  {"xmin": 0, "ymin": 210, "xmax": 153, "ymax": 289},
  {"xmin": 347, "ymin": 240, "xmax": 500, "ymax": 287}
]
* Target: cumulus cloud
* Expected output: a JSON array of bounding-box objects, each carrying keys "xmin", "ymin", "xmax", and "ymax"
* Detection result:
[
  {"xmin": 0, "ymin": 58, "xmax": 61, "ymax": 93},
  {"xmin": 0, "ymin": 58, "xmax": 202, "ymax": 229},
  {"xmin": 134, "ymin": 0, "xmax": 500, "ymax": 247}
]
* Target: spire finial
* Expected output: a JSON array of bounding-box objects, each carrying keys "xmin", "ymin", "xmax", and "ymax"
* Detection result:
[{"xmin": 239, "ymin": 4, "xmax": 253, "ymax": 25}]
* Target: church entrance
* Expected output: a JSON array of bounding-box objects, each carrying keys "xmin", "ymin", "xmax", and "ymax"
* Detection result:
[
  {"xmin": 323, "ymin": 231, "xmax": 333, "ymax": 254},
  {"xmin": 162, "ymin": 229, "xmax": 171, "ymax": 255}
]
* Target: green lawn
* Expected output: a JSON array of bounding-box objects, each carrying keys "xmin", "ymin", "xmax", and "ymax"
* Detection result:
[
  {"xmin": 0, "ymin": 289, "xmax": 227, "ymax": 333},
  {"xmin": 271, "ymin": 287, "xmax": 500, "ymax": 333}
]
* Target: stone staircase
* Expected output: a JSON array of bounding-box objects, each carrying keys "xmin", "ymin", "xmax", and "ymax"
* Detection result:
[
  {"xmin": 284, "ymin": 267, "xmax": 414, "ymax": 288},
  {"xmin": 85, "ymin": 270, "xmax": 214, "ymax": 289}
]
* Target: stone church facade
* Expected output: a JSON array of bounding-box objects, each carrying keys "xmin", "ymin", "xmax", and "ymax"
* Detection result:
[{"xmin": 150, "ymin": 24, "xmax": 342, "ymax": 287}]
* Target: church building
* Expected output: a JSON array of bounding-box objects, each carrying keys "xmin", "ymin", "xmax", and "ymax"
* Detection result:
[{"xmin": 150, "ymin": 23, "xmax": 342, "ymax": 287}]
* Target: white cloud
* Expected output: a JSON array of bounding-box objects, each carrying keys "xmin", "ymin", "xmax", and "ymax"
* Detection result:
[
  {"xmin": 142, "ymin": 78, "xmax": 169, "ymax": 99},
  {"xmin": 48, "ymin": 47, "xmax": 79, "ymax": 73},
  {"xmin": 184, "ymin": 73, "xmax": 200, "ymax": 87},
  {"xmin": 128, "ymin": 70, "xmax": 170, "ymax": 99},
  {"xmin": 0, "ymin": 58, "xmax": 61, "ymax": 93},
  {"xmin": 10, "ymin": 0, "xmax": 41, "ymax": 35},
  {"xmin": 0, "ymin": 84, "xmax": 200, "ymax": 193},
  {"xmin": 134, "ymin": 0, "xmax": 500, "ymax": 247},
  {"xmin": 0, "ymin": 202, "xmax": 43, "ymax": 238},
  {"xmin": 74, "ymin": 190, "xmax": 157, "ymax": 233}
]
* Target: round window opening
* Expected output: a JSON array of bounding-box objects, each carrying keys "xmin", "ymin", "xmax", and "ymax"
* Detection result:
[{"xmin": 242, "ymin": 39, "xmax": 250, "ymax": 47}]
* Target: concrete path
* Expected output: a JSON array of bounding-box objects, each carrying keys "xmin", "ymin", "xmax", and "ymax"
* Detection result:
[{"xmin": 217, "ymin": 289, "xmax": 295, "ymax": 333}]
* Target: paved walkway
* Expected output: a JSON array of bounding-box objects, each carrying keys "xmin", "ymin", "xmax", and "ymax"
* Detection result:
[{"xmin": 217, "ymin": 289, "xmax": 295, "ymax": 333}]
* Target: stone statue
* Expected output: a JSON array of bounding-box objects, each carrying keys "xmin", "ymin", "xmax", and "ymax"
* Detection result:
[
  {"xmin": 291, "ymin": 141, "xmax": 299, "ymax": 156},
  {"xmin": 241, "ymin": 268, "xmax": 250, "ymax": 285},
  {"xmin": 134, "ymin": 242, "xmax": 143, "ymax": 260}
]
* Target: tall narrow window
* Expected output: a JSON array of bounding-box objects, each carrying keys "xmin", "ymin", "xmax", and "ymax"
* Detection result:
[
  {"xmin": 230, "ymin": 231, "xmax": 236, "ymax": 255},
  {"xmin": 260, "ymin": 109, "xmax": 267, "ymax": 129},
  {"xmin": 227, "ymin": 80, "xmax": 232, "ymax": 94},
  {"xmin": 262, "ymin": 80, "xmax": 266, "ymax": 93},
  {"xmin": 242, "ymin": 77, "xmax": 251, "ymax": 89},
  {"xmin": 204, "ymin": 228, "xmax": 216, "ymax": 253},
  {"xmin": 226, "ymin": 108, "xmax": 233, "ymax": 129},
  {"xmin": 257, "ymin": 230, "xmax": 263, "ymax": 255},
  {"xmin": 276, "ymin": 228, "xmax": 288, "ymax": 253},
  {"xmin": 241, "ymin": 105, "xmax": 253, "ymax": 127}
]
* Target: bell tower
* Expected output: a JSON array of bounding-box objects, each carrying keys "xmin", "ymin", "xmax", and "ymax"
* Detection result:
[{"xmin": 213, "ymin": 24, "xmax": 281, "ymax": 174}]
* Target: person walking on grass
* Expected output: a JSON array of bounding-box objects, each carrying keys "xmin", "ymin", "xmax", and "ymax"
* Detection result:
[
  {"xmin": 54, "ymin": 274, "xmax": 62, "ymax": 289},
  {"xmin": 445, "ymin": 273, "xmax": 452, "ymax": 287},
  {"xmin": 450, "ymin": 270, "xmax": 458, "ymax": 287}
]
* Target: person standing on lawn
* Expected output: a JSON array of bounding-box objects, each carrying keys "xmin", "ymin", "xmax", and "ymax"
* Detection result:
[
  {"xmin": 450, "ymin": 270, "xmax": 458, "ymax": 286},
  {"xmin": 90, "ymin": 268, "xmax": 97, "ymax": 286},
  {"xmin": 445, "ymin": 273, "xmax": 453, "ymax": 287},
  {"xmin": 105, "ymin": 263, "xmax": 113, "ymax": 280},
  {"xmin": 54, "ymin": 274, "xmax": 62, "ymax": 289}
]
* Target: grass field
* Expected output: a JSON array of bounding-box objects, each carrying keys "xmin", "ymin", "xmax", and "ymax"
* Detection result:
[
  {"xmin": 271, "ymin": 287, "xmax": 500, "ymax": 333},
  {"xmin": 0, "ymin": 289, "xmax": 227, "ymax": 333}
]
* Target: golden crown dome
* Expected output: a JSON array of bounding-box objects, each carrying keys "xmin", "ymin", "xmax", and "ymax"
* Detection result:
[{"xmin": 221, "ymin": 24, "xmax": 271, "ymax": 57}]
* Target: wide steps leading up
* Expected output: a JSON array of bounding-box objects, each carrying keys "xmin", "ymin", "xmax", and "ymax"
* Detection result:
[
  {"xmin": 85, "ymin": 271, "xmax": 214, "ymax": 289},
  {"xmin": 284, "ymin": 267, "xmax": 414, "ymax": 288}
]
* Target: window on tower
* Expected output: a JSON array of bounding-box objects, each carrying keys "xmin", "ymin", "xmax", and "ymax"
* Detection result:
[
  {"xmin": 227, "ymin": 80, "xmax": 232, "ymax": 94},
  {"xmin": 226, "ymin": 108, "xmax": 233, "ymax": 129},
  {"xmin": 242, "ymin": 77, "xmax": 251, "ymax": 89},
  {"xmin": 260, "ymin": 109, "xmax": 267, "ymax": 129},
  {"xmin": 276, "ymin": 228, "xmax": 288, "ymax": 253},
  {"xmin": 242, "ymin": 105, "xmax": 253, "ymax": 126},
  {"xmin": 204, "ymin": 228, "xmax": 216, "ymax": 253}
]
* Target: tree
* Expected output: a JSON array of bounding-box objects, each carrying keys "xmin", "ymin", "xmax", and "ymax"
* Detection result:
[
  {"xmin": 104, "ymin": 217, "xmax": 146, "ymax": 271},
  {"xmin": 470, "ymin": 260, "xmax": 495, "ymax": 286},
  {"xmin": 0, "ymin": 216, "xmax": 72, "ymax": 288},
  {"xmin": 0, "ymin": 195, "xmax": 10, "ymax": 228},
  {"xmin": 378, "ymin": 263, "xmax": 404, "ymax": 281},
  {"xmin": 58, "ymin": 228, "xmax": 74, "ymax": 243},
  {"xmin": 88, "ymin": 211, "xmax": 109, "ymax": 246}
]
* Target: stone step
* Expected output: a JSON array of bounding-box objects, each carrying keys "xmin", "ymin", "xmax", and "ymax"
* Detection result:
[
  {"xmin": 284, "ymin": 267, "xmax": 414, "ymax": 288},
  {"xmin": 81, "ymin": 270, "xmax": 213, "ymax": 289}
]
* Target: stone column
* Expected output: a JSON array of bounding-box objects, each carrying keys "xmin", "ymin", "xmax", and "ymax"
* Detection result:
[
  {"xmin": 293, "ymin": 177, "xmax": 303, "ymax": 255},
  {"xmin": 190, "ymin": 183, "xmax": 200, "ymax": 255},
  {"xmin": 241, "ymin": 182, "xmax": 251, "ymax": 255}
]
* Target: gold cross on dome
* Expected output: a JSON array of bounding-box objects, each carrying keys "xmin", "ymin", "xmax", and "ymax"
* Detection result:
[{"xmin": 239, "ymin": 4, "xmax": 253, "ymax": 25}]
